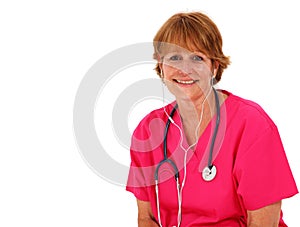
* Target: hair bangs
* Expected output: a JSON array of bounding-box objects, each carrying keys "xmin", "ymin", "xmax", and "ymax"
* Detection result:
[{"xmin": 156, "ymin": 18, "xmax": 208, "ymax": 56}]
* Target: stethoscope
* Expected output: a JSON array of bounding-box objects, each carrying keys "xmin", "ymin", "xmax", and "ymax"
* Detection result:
[{"xmin": 154, "ymin": 86, "xmax": 220, "ymax": 227}]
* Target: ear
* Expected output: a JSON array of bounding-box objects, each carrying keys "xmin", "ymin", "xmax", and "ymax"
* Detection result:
[
  {"xmin": 157, "ymin": 55, "xmax": 163, "ymax": 66},
  {"xmin": 213, "ymin": 61, "xmax": 219, "ymax": 77}
]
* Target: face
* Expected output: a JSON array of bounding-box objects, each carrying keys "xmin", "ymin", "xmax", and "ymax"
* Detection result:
[{"xmin": 161, "ymin": 48, "xmax": 215, "ymax": 102}]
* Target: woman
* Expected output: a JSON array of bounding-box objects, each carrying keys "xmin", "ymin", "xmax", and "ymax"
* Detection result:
[{"xmin": 126, "ymin": 11, "xmax": 298, "ymax": 226}]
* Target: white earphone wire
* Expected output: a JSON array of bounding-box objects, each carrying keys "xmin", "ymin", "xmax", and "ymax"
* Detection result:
[{"xmin": 158, "ymin": 78, "xmax": 214, "ymax": 227}]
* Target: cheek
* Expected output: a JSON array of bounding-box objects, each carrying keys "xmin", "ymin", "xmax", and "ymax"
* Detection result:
[
  {"xmin": 194, "ymin": 62, "xmax": 213, "ymax": 77},
  {"xmin": 195, "ymin": 68, "xmax": 212, "ymax": 80},
  {"xmin": 162, "ymin": 65, "xmax": 177, "ymax": 78}
]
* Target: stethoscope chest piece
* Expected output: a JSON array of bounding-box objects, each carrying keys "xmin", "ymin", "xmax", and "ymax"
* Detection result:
[{"xmin": 202, "ymin": 165, "xmax": 217, "ymax": 181}]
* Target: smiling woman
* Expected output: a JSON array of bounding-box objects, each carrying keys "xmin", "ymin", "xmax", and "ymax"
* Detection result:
[
  {"xmin": 126, "ymin": 11, "xmax": 298, "ymax": 227},
  {"xmin": 153, "ymin": 12, "xmax": 230, "ymax": 84},
  {"xmin": 159, "ymin": 47, "xmax": 214, "ymax": 103}
]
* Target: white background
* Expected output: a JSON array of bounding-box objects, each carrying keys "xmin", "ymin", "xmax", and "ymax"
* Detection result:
[{"xmin": 1, "ymin": 0, "xmax": 299, "ymax": 226}]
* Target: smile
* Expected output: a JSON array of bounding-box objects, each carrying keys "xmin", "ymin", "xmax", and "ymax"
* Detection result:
[{"xmin": 173, "ymin": 79, "xmax": 198, "ymax": 85}]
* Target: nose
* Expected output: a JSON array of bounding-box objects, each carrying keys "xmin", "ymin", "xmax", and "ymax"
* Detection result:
[{"xmin": 176, "ymin": 60, "xmax": 193, "ymax": 75}]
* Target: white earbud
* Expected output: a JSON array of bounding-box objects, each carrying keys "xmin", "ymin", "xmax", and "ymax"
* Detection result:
[{"xmin": 211, "ymin": 75, "xmax": 216, "ymax": 86}]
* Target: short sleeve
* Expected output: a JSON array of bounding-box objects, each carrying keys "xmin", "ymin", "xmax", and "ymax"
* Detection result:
[
  {"xmin": 234, "ymin": 126, "xmax": 298, "ymax": 210},
  {"xmin": 126, "ymin": 112, "xmax": 165, "ymax": 202},
  {"xmin": 126, "ymin": 154, "xmax": 150, "ymax": 201},
  {"xmin": 126, "ymin": 125, "xmax": 151, "ymax": 202}
]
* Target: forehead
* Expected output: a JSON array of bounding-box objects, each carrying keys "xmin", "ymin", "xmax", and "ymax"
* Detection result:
[
  {"xmin": 158, "ymin": 42, "xmax": 206, "ymax": 56},
  {"xmin": 156, "ymin": 20, "xmax": 208, "ymax": 53}
]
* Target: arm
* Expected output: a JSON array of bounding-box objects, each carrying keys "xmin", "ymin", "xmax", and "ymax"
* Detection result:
[
  {"xmin": 137, "ymin": 199, "xmax": 160, "ymax": 227},
  {"xmin": 247, "ymin": 201, "xmax": 281, "ymax": 227}
]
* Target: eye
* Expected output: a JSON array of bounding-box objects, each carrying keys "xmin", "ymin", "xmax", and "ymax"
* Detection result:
[
  {"xmin": 192, "ymin": 55, "xmax": 203, "ymax": 61},
  {"xmin": 169, "ymin": 55, "xmax": 182, "ymax": 61}
]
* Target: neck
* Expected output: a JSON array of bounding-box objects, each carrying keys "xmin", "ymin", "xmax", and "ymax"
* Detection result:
[
  {"xmin": 177, "ymin": 88, "xmax": 216, "ymax": 123},
  {"xmin": 175, "ymin": 88, "xmax": 217, "ymax": 147}
]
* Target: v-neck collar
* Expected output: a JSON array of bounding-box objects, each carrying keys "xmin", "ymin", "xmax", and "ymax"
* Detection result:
[{"xmin": 170, "ymin": 90, "xmax": 231, "ymax": 161}]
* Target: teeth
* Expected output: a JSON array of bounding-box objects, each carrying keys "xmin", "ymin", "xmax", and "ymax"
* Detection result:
[{"xmin": 176, "ymin": 79, "xmax": 195, "ymax": 84}]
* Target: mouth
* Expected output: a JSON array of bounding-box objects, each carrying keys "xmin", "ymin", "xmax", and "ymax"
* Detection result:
[{"xmin": 173, "ymin": 79, "xmax": 199, "ymax": 85}]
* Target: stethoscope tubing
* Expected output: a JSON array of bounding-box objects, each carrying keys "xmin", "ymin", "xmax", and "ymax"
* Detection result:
[
  {"xmin": 207, "ymin": 87, "xmax": 220, "ymax": 169},
  {"xmin": 156, "ymin": 87, "xmax": 220, "ymax": 179},
  {"xmin": 154, "ymin": 104, "xmax": 179, "ymax": 182}
]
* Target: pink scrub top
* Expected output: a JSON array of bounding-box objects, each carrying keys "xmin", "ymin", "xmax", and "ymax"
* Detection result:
[{"xmin": 126, "ymin": 90, "xmax": 298, "ymax": 226}]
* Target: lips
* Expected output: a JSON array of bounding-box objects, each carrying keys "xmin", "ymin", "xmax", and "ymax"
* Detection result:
[{"xmin": 173, "ymin": 79, "xmax": 198, "ymax": 85}]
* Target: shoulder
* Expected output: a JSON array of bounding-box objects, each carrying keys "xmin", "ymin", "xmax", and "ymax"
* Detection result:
[
  {"xmin": 224, "ymin": 90, "xmax": 277, "ymax": 130},
  {"xmin": 131, "ymin": 102, "xmax": 175, "ymax": 138},
  {"xmin": 129, "ymin": 102, "xmax": 175, "ymax": 153}
]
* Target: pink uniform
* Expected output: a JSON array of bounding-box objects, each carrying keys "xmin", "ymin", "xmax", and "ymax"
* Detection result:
[{"xmin": 126, "ymin": 90, "xmax": 298, "ymax": 226}]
